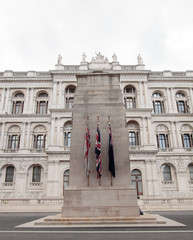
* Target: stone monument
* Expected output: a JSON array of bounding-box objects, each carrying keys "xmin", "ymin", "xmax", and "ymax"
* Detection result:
[{"xmin": 62, "ymin": 54, "xmax": 139, "ymax": 218}]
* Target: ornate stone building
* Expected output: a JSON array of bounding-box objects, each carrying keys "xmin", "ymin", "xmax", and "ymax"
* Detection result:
[{"xmin": 0, "ymin": 53, "xmax": 193, "ymax": 211}]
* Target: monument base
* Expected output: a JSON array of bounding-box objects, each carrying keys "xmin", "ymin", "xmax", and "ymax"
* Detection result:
[{"xmin": 62, "ymin": 186, "xmax": 140, "ymax": 217}]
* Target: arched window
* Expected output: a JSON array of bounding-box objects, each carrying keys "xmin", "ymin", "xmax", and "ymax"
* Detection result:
[
  {"xmin": 27, "ymin": 165, "xmax": 43, "ymax": 187},
  {"xmin": 124, "ymin": 85, "xmax": 136, "ymax": 109},
  {"xmin": 152, "ymin": 91, "xmax": 165, "ymax": 114},
  {"xmin": 65, "ymin": 85, "xmax": 76, "ymax": 109},
  {"xmin": 36, "ymin": 92, "xmax": 48, "ymax": 114},
  {"xmin": 5, "ymin": 166, "xmax": 14, "ymax": 182},
  {"xmin": 33, "ymin": 125, "xmax": 47, "ymax": 151},
  {"xmin": 64, "ymin": 121, "xmax": 72, "ymax": 148},
  {"xmin": 156, "ymin": 125, "xmax": 170, "ymax": 150},
  {"xmin": 127, "ymin": 121, "xmax": 140, "ymax": 146},
  {"xmin": 131, "ymin": 169, "xmax": 143, "ymax": 195},
  {"xmin": 181, "ymin": 124, "xmax": 193, "ymax": 149},
  {"xmin": 176, "ymin": 91, "xmax": 189, "ymax": 113},
  {"xmin": 63, "ymin": 170, "xmax": 70, "ymax": 192},
  {"xmin": 32, "ymin": 166, "xmax": 41, "ymax": 182},
  {"xmin": 7, "ymin": 125, "xmax": 21, "ymax": 150},
  {"xmin": 188, "ymin": 164, "xmax": 193, "ymax": 182},
  {"xmin": 12, "ymin": 92, "xmax": 24, "ymax": 114},
  {"xmin": 162, "ymin": 164, "xmax": 172, "ymax": 182}
]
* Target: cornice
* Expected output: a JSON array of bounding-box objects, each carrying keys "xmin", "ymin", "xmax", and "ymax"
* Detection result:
[
  {"xmin": 148, "ymin": 77, "xmax": 193, "ymax": 81},
  {"xmin": 0, "ymin": 77, "xmax": 52, "ymax": 82}
]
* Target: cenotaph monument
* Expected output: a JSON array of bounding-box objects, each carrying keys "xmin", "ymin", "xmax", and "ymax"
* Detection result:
[{"xmin": 62, "ymin": 53, "xmax": 139, "ymax": 218}]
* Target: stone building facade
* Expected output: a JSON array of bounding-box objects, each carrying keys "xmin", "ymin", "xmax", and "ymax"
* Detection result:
[{"xmin": 0, "ymin": 53, "xmax": 193, "ymax": 210}]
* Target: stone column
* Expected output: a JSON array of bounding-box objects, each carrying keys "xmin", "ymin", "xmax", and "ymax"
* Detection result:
[
  {"xmin": 5, "ymin": 88, "xmax": 10, "ymax": 113},
  {"xmin": 50, "ymin": 118, "xmax": 55, "ymax": 145},
  {"xmin": 171, "ymin": 121, "xmax": 177, "ymax": 148},
  {"xmin": 52, "ymin": 82, "xmax": 57, "ymax": 106},
  {"xmin": 21, "ymin": 122, "xmax": 26, "ymax": 148},
  {"xmin": 59, "ymin": 82, "xmax": 62, "ymax": 107},
  {"xmin": 175, "ymin": 121, "xmax": 182, "ymax": 148},
  {"xmin": 188, "ymin": 88, "xmax": 193, "ymax": 113},
  {"xmin": 0, "ymin": 122, "xmax": 5, "ymax": 149},
  {"xmin": 57, "ymin": 117, "xmax": 61, "ymax": 146},
  {"xmin": 140, "ymin": 126, "xmax": 144, "ymax": 146},
  {"xmin": 0, "ymin": 88, "xmax": 6, "ymax": 112},
  {"xmin": 139, "ymin": 82, "xmax": 144, "ymax": 107},
  {"xmin": 46, "ymin": 161, "xmax": 60, "ymax": 197},
  {"xmin": 29, "ymin": 88, "xmax": 34, "ymax": 113},
  {"xmin": 166, "ymin": 88, "xmax": 172, "ymax": 113},
  {"xmin": 26, "ymin": 122, "xmax": 31, "ymax": 149},
  {"xmin": 147, "ymin": 117, "xmax": 154, "ymax": 145},
  {"xmin": 144, "ymin": 82, "xmax": 150, "ymax": 108},
  {"xmin": 170, "ymin": 88, "xmax": 176, "ymax": 113},
  {"xmin": 24, "ymin": 88, "xmax": 29, "ymax": 113},
  {"xmin": 142, "ymin": 117, "xmax": 147, "ymax": 145}
]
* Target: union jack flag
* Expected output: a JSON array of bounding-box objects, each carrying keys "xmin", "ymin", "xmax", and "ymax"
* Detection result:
[
  {"xmin": 95, "ymin": 123, "xmax": 101, "ymax": 178},
  {"xmin": 84, "ymin": 125, "xmax": 90, "ymax": 177}
]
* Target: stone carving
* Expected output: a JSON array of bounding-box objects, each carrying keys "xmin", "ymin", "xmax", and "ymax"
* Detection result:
[
  {"xmin": 57, "ymin": 55, "xmax": 62, "ymax": 65},
  {"xmin": 137, "ymin": 54, "xmax": 144, "ymax": 65},
  {"xmin": 181, "ymin": 124, "xmax": 192, "ymax": 131},
  {"xmin": 112, "ymin": 53, "xmax": 117, "ymax": 62},
  {"xmin": 156, "ymin": 124, "xmax": 168, "ymax": 131},
  {"xmin": 91, "ymin": 52, "xmax": 108, "ymax": 63}
]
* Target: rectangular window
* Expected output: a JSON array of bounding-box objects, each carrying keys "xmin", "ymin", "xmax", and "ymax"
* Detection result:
[
  {"xmin": 64, "ymin": 132, "xmax": 71, "ymax": 147},
  {"xmin": 177, "ymin": 101, "xmax": 186, "ymax": 113},
  {"xmin": 8, "ymin": 135, "xmax": 20, "ymax": 149},
  {"xmin": 158, "ymin": 134, "xmax": 169, "ymax": 148},
  {"xmin": 5, "ymin": 167, "xmax": 14, "ymax": 182},
  {"xmin": 129, "ymin": 132, "xmax": 136, "ymax": 145},
  {"xmin": 163, "ymin": 165, "xmax": 172, "ymax": 181},
  {"xmin": 154, "ymin": 101, "xmax": 162, "ymax": 113},
  {"xmin": 183, "ymin": 134, "xmax": 191, "ymax": 148},
  {"xmin": 126, "ymin": 97, "xmax": 135, "ymax": 109},
  {"xmin": 66, "ymin": 98, "xmax": 74, "ymax": 109},
  {"xmin": 32, "ymin": 166, "xmax": 41, "ymax": 182}
]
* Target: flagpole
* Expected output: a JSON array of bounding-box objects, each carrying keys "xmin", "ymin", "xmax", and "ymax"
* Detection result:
[
  {"xmin": 111, "ymin": 173, "xmax": 113, "ymax": 186},
  {"xmin": 86, "ymin": 116, "xmax": 89, "ymax": 187}
]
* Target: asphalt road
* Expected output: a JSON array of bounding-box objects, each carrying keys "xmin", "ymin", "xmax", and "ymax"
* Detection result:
[{"xmin": 0, "ymin": 211, "xmax": 192, "ymax": 240}]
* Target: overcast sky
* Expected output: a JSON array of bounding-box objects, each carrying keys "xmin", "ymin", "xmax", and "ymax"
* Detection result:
[{"xmin": 0, "ymin": 0, "xmax": 193, "ymax": 72}]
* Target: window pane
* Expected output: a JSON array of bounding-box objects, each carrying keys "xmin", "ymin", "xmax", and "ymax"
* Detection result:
[
  {"xmin": 178, "ymin": 101, "xmax": 185, "ymax": 113},
  {"xmin": 39, "ymin": 101, "xmax": 46, "ymax": 114},
  {"xmin": 5, "ymin": 166, "xmax": 14, "ymax": 182},
  {"xmin": 64, "ymin": 170, "xmax": 70, "ymax": 190},
  {"xmin": 189, "ymin": 165, "xmax": 193, "ymax": 181},
  {"xmin": 153, "ymin": 92, "xmax": 161, "ymax": 97},
  {"xmin": 159, "ymin": 134, "xmax": 166, "ymax": 148},
  {"xmin": 154, "ymin": 101, "xmax": 162, "ymax": 113},
  {"xmin": 184, "ymin": 134, "xmax": 191, "ymax": 148},
  {"xmin": 36, "ymin": 135, "xmax": 44, "ymax": 149},
  {"xmin": 32, "ymin": 166, "xmax": 41, "ymax": 182},
  {"xmin": 163, "ymin": 165, "xmax": 172, "ymax": 181},
  {"xmin": 129, "ymin": 132, "xmax": 136, "ymax": 145},
  {"xmin": 15, "ymin": 101, "xmax": 22, "ymax": 114},
  {"xmin": 10, "ymin": 135, "xmax": 18, "ymax": 149},
  {"xmin": 176, "ymin": 92, "xmax": 185, "ymax": 97},
  {"xmin": 126, "ymin": 98, "xmax": 135, "ymax": 108}
]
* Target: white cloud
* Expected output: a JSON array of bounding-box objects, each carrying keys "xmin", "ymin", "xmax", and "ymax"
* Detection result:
[{"xmin": 0, "ymin": 0, "xmax": 193, "ymax": 71}]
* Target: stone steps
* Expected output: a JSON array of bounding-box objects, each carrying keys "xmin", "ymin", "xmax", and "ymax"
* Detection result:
[{"xmin": 34, "ymin": 213, "xmax": 166, "ymax": 226}]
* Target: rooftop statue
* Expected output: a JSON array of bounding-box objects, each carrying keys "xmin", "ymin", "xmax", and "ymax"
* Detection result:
[
  {"xmin": 91, "ymin": 52, "xmax": 108, "ymax": 63},
  {"xmin": 137, "ymin": 54, "xmax": 143, "ymax": 65},
  {"xmin": 82, "ymin": 52, "xmax": 87, "ymax": 62},
  {"xmin": 112, "ymin": 53, "xmax": 117, "ymax": 62},
  {"xmin": 57, "ymin": 54, "xmax": 62, "ymax": 65}
]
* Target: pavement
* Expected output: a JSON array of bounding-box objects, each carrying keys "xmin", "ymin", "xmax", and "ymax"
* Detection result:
[{"xmin": 0, "ymin": 211, "xmax": 192, "ymax": 240}]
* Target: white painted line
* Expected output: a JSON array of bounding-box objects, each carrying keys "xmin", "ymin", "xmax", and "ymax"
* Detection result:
[{"xmin": 0, "ymin": 230, "xmax": 193, "ymax": 234}]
